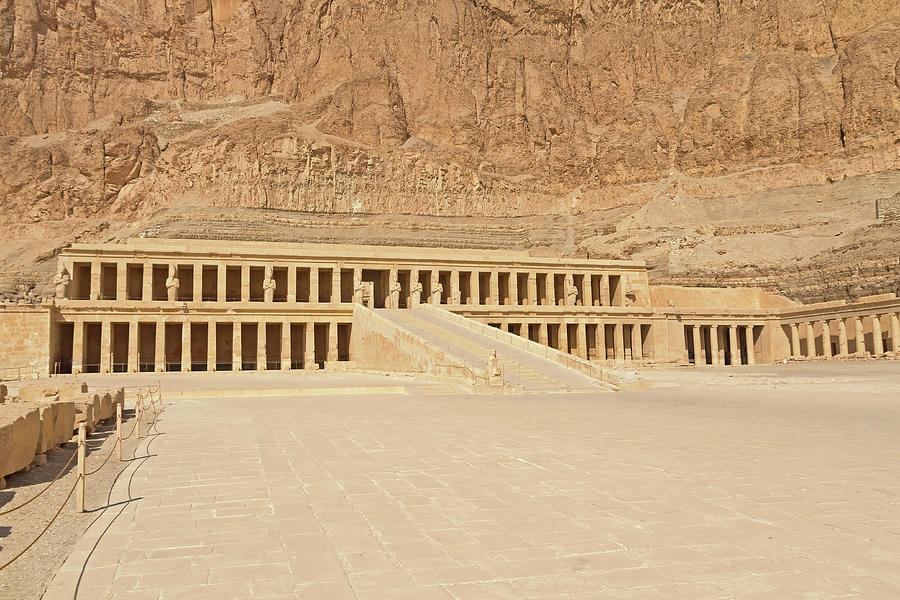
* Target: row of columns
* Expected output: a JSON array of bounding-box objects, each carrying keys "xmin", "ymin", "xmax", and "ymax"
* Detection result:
[
  {"xmin": 788, "ymin": 313, "xmax": 900, "ymax": 358},
  {"xmin": 688, "ymin": 324, "xmax": 756, "ymax": 366},
  {"xmin": 69, "ymin": 319, "xmax": 345, "ymax": 374},
  {"xmin": 495, "ymin": 320, "xmax": 650, "ymax": 362}
]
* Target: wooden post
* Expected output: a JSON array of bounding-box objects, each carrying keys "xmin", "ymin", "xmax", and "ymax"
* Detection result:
[
  {"xmin": 77, "ymin": 423, "xmax": 86, "ymax": 513},
  {"xmin": 136, "ymin": 395, "xmax": 143, "ymax": 439},
  {"xmin": 117, "ymin": 403, "xmax": 123, "ymax": 461}
]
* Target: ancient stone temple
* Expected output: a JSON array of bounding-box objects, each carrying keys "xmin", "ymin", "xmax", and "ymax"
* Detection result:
[{"xmin": 1, "ymin": 239, "xmax": 898, "ymax": 380}]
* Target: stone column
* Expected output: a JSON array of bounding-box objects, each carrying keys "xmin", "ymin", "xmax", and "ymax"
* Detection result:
[
  {"xmin": 240, "ymin": 264, "xmax": 250, "ymax": 302},
  {"xmin": 310, "ymin": 268, "xmax": 320, "ymax": 304},
  {"xmin": 207, "ymin": 320, "xmax": 216, "ymax": 371},
  {"xmin": 613, "ymin": 323, "xmax": 624, "ymax": 362},
  {"xmin": 538, "ymin": 322, "xmax": 548, "ymax": 346},
  {"xmin": 854, "ymin": 317, "xmax": 866, "ymax": 356},
  {"xmin": 327, "ymin": 321, "xmax": 338, "ymax": 364},
  {"xmin": 806, "ymin": 322, "xmax": 816, "ymax": 357},
  {"xmin": 601, "ymin": 274, "xmax": 611, "ymax": 306},
  {"xmin": 596, "ymin": 322, "xmax": 607, "ymax": 360},
  {"xmin": 891, "ymin": 313, "xmax": 900, "ymax": 354},
  {"xmin": 547, "ymin": 274, "xmax": 557, "ymax": 306},
  {"xmin": 332, "ymin": 266, "xmax": 342, "ymax": 304},
  {"xmin": 576, "ymin": 321, "xmax": 587, "ymax": 359},
  {"xmin": 584, "ymin": 275, "xmax": 593, "ymax": 307},
  {"xmin": 142, "ymin": 262, "xmax": 153, "ymax": 301},
  {"xmin": 90, "ymin": 259, "xmax": 101, "ymax": 300},
  {"xmin": 450, "ymin": 270, "xmax": 460, "ymax": 305},
  {"xmin": 821, "ymin": 320, "xmax": 832, "ymax": 358},
  {"xmin": 744, "ymin": 325, "xmax": 755, "ymax": 365},
  {"xmin": 490, "ymin": 270, "xmax": 499, "ymax": 305},
  {"xmin": 305, "ymin": 322, "xmax": 317, "ymax": 369},
  {"xmin": 872, "ymin": 315, "xmax": 884, "ymax": 356},
  {"xmin": 258, "ymin": 321, "xmax": 267, "ymax": 370},
  {"xmin": 510, "ymin": 272, "xmax": 519, "ymax": 306},
  {"xmin": 527, "ymin": 273, "xmax": 537, "ymax": 306},
  {"xmin": 790, "ymin": 323, "xmax": 801, "ymax": 358},
  {"xmin": 127, "ymin": 319, "xmax": 138, "ymax": 373},
  {"xmin": 116, "ymin": 261, "xmax": 127, "ymax": 301},
  {"xmin": 410, "ymin": 269, "xmax": 420, "ymax": 306},
  {"xmin": 472, "ymin": 272, "xmax": 481, "ymax": 306},
  {"xmin": 233, "ymin": 321, "xmax": 242, "ymax": 371},
  {"xmin": 710, "ymin": 326, "xmax": 720, "ymax": 365},
  {"xmin": 692, "ymin": 324, "xmax": 703, "ymax": 365},
  {"xmin": 728, "ymin": 324, "xmax": 739, "ymax": 365},
  {"xmin": 631, "ymin": 323, "xmax": 642, "ymax": 362},
  {"xmin": 287, "ymin": 266, "xmax": 297, "ymax": 303},
  {"xmin": 100, "ymin": 320, "xmax": 111, "ymax": 373},
  {"xmin": 72, "ymin": 321, "xmax": 84, "ymax": 374},
  {"xmin": 281, "ymin": 321, "xmax": 291, "ymax": 370},
  {"xmin": 193, "ymin": 265, "xmax": 202, "ymax": 302},
  {"xmin": 155, "ymin": 320, "xmax": 165, "ymax": 372},
  {"xmin": 838, "ymin": 319, "xmax": 849, "ymax": 355},
  {"xmin": 217, "ymin": 264, "xmax": 227, "ymax": 302},
  {"xmin": 560, "ymin": 322, "xmax": 569, "ymax": 354},
  {"xmin": 181, "ymin": 321, "xmax": 191, "ymax": 371}
]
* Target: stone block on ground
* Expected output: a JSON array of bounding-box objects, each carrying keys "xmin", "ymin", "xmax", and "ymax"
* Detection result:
[
  {"xmin": 73, "ymin": 393, "xmax": 100, "ymax": 434},
  {"xmin": 33, "ymin": 401, "xmax": 60, "ymax": 454},
  {"xmin": 19, "ymin": 381, "xmax": 88, "ymax": 403},
  {"xmin": 53, "ymin": 400, "xmax": 76, "ymax": 444},
  {"xmin": 0, "ymin": 383, "xmax": 6, "ymax": 402},
  {"xmin": 0, "ymin": 404, "xmax": 40, "ymax": 477},
  {"xmin": 98, "ymin": 392, "xmax": 114, "ymax": 421}
]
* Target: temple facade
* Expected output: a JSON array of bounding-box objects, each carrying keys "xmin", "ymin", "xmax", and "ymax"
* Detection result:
[{"xmin": 1, "ymin": 239, "xmax": 898, "ymax": 378}]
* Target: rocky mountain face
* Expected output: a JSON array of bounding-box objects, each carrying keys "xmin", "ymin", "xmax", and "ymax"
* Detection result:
[{"xmin": 0, "ymin": 0, "xmax": 898, "ymax": 300}]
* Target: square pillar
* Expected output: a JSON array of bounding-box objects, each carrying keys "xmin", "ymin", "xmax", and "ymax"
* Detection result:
[
  {"xmin": 538, "ymin": 322, "xmax": 548, "ymax": 346},
  {"xmin": 872, "ymin": 315, "xmax": 884, "ymax": 355},
  {"xmin": 510, "ymin": 271, "xmax": 519, "ymax": 305},
  {"xmin": 692, "ymin": 325, "xmax": 704, "ymax": 366},
  {"xmin": 450, "ymin": 270, "xmax": 460, "ymax": 305},
  {"xmin": 287, "ymin": 266, "xmax": 297, "ymax": 303},
  {"xmin": 217, "ymin": 264, "xmax": 227, "ymax": 302},
  {"xmin": 116, "ymin": 260, "xmax": 127, "ymax": 301},
  {"xmin": 576, "ymin": 321, "xmax": 587, "ymax": 359},
  {"xmin": 472, "ymin": 272, "xmax": 481, "ymax": 306},
  {"xmin": 240, "ymin": 265, "xmax": 250, "ymax": 302},
  {"xmin": 729, "ymin": 324, "xmax": 739, "ymax": 365},
  {"xmin": 90, "ymin": 259, "xmax": 101, "ymax": 300},
  {"xmin": 327, "ymin": 321, "xmax": 338, "ymax": 363},
  {"xmin": 258, "ymin": 321, "xmax": 267, "ymax": 370},
  {"xmin": 744, "ymin": 325, "xmax": 756, "ymax": 365},
  {"xmin": 281, "ymin": 321, "xmax": 291, "ymax": 370},
  {"xmin": 72, "ymin": 321, "xmax": 84, "ymax": 374},
  {"xmin": 100, "ymin": 320, "xmax": 111, "ymax": 373},
  {"xmin": 233, "ymin": 320, "xmax": 242, "ymax": 370},
  {"xmin": 489, "ymin": 270, "xmax": 499, "ymax": 305},
  {"xmin": 310, "ymin": 269, "xmax": 319, "ymax": 305},
  {"xmin": 838, "ymin": 319, "xmax": 849, "ymax": 355},
  {"xmin": 596, "ymin": 322, "xmax": 607, "ymax": 361},
  {"xmin": 601, "ymin": 275, "xmax": 611, "ymax": 306},
  {"xmin": 546, "ymin": 274, "xmax": 556, "ymax": 306},
  {"xmin": 207, "ymin": 320, "xmax": 216, "ymax": 371},
  {"xmin": 891, "ymin": 313, "xmax": 900, "ymax": 354},
  {"xmin": 154, "ymin": 320, "xmax": 165, "ymax": 372},
  {"xmin": 821, "ymin": 321, "xmax": 832, "ymax": 358},
  {"xmin": 854, "ymin": 317, "xmax": 866, "ymax": 356},
  {"xmin": 182, "ymin": 321, "xmax": 191, "ymax": 371},
  {"xmin": 710, "ymin": 326, "xmax": 720, "ymax": 365},
  {"xmin": 527, "ymin": 273, "xmax": 537, "ymax": 306},
  {"xmin": 560, "ymin": 321, "xmax": 569, "ymax": 354},
  {"xmin": 332, "ymin": 266, "xmax": 342, "ymax": 304},
  {"xmin": 127, "ymin": 320, "xmax": 138, "ymax": 373},
  {"xmin": 790, "ymin": 323, "xmax": 801, "ymax": 358},
  {"xmin": 806, "ymin": 322, "xmax": 816, "ymax": 357},
  {"xmin": 583, "ymin": 275, "xmax": 593, "ymax": 308},
  {"xmin": 613, "ymin": 323, "xmax": 624, "ymax": 363},
  {"xmin": 142, "ymin": 262, "xmax": 153, "ymax": 301},
  {"xmin": 193, "ymin": 264, "xmax": 203, "ymax": 302},
  {"xmin": 305, "ymin": 322, "xmax": 318, "ymax": 369},
  {"xmin": 631, "ymin": 323, "xmax": 642, "ymax": 363}
]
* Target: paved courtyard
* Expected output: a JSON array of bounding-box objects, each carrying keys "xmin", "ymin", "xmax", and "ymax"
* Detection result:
[{"xmin": 44, "ymin": 365, "xmax": 900, "ymax": 599}]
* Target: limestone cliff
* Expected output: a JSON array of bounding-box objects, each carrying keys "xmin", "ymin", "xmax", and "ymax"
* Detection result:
[{"xmin": 0, "ymin": 1, "xmax": 898, "ymax": 300}]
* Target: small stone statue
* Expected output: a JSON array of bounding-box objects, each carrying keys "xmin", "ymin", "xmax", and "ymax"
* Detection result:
[
  {"xmin": 410, "ymin": 280, "xmax": 423, "ymax": 305},
  {"xmin": 353, "ymin": 273, "xmax": 366, "ymax": 304},
  {"xmin": 52, "ymin": 265, "xmax": 71, "ymax": 299},
  {"xmin": 389, "ymin": 274, "xmax": 402, "ymax": 308},
  {"xmin": 432, "ymin": 280, "xmax": 443, "ymax": 304},
  {"xmin": 487, "ymin": 350, "xmax": 502, "ymax": 382},
  {"xmin": 263, "ymin": 265, "xmax": 276, "ymax": 302},
  {"xmin": 165, "ymin": 264, "xmax": 180, "ymax": 301},
  {"xmin": 451, "ymin": 283, "xmax": 461, "ymax": 305},
  {"xmin": 564, "ymin": 274, "xmax": 578, "ymax": 307}
]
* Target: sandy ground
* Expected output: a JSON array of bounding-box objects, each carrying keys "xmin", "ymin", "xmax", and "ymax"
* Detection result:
[{"xmin": 0, "ymin": 395, "xmax": 161, "ymax": 600}]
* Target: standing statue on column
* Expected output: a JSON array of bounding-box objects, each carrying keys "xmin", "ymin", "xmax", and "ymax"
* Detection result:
[
  {"xmin": 432, "ymin": 278, "xmax": 443, "ymax": 305},
  {"xmin": 165, "ymin": 264, "xmax": 180, "ymax": 301},
  {"xmin": 263, "ymin": 265, "xmax": 276, "ymax": 302},
  {"xmin": 564, "ymin": 274, "xmax": 578, "ymax": 307},
  {"xmin": 353, "ymin": 272, "xmax": 366, "ymax": 304},
  {"xmin": 410, "ymin": 280, "xmax": 423, "ymax": 305},
  {"xmin": 52, "ymin": 264, "xmax": 71, "ymax": 299},
  {"xmin": 389, "ymin": 273, "xmax": 402, "ymax": 308},
  {"xmin": 451, "ymin": 283, "xmax": 461, "ymax": 305}
]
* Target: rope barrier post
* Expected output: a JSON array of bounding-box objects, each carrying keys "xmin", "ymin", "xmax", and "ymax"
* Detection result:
[
  {"xmin": 136, "ymin": 396, "xmax": 143, "ymax": 439},
  {"xmin": 116, "ymin": 403, "xmax": 123, "ymax": 461},
  {"xmin": 76, "ymin": 423, "xmax": 86, "ymax": 513}
]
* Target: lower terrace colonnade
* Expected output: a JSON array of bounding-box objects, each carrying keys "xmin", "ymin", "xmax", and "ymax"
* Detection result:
[
  {"xmin": 684, "ymin": 324, "xmax": 760, "ymax": 366},
  {"xmin": 784, "ymin": 312, "xmax": 900, "ymax": 359}
]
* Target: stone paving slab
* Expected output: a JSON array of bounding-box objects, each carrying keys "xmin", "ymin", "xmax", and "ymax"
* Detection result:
[{"xmin": 44, "ymin": 367, "xmax": 900, "ymax": 599}]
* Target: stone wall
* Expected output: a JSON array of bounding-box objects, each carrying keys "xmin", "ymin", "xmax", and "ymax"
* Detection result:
[{"xmin": 0, "ymin": 306, "xmax": 52, "ymax": 376}]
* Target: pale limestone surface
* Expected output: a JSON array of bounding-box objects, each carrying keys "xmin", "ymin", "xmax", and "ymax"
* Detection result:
[{"xmin": 44, "ymin": 365, "xmax": 900, "ymax": 599}]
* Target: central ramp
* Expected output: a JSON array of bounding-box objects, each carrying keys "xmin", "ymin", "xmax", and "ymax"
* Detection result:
[{"xmin": 374, "ymin": 306, "xmax": 614, "ymax": 393}]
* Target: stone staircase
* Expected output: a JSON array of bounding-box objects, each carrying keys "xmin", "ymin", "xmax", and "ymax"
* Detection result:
[{"xmin": 375, "ymin": 308, "xmax": 612, "ymax": 393}]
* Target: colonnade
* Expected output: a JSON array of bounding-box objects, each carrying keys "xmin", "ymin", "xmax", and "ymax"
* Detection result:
[
  {"xmin": 494, "ymin": 320, "xmax": 652, "ymax": 362},
  {"xmin": 685, "ymin": 324, "xmax": 758, "ymax": 366},
  {"xmin": 63, "ymin": 318, "xmax": 351, "ymax": 375},
  {"xmin": 786, "ymin": 312, "xmax": 900, "ymax": 358}
]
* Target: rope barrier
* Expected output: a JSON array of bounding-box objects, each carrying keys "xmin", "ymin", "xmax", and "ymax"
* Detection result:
[
  {"xmin": 0, "ymin": 448, "xmax": 78, "ymax": 516},
  {"xmin": 84, "ymin": 439, "xmax": 120, "ymax": 477},
  {"xmin": 0, "ymin": 476, "xmax": 80, "ymax": 572}
]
